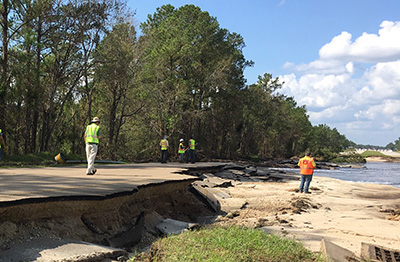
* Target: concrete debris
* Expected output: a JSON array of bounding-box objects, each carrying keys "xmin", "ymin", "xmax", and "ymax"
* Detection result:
[
  {"xmin": 144, "ymin": 211, "xmax": 165, "ymax": 235},
  {"xmin": 214, "ymin": 181, "xmax": 233, "ymax": 188},
  {"xmin": 243, "ymin": 166, "xmax": 257, "ymax": 174},
  {"xmin": 156, "ymin": 218, "xmax": 199, "ymax": 235},
  {"xmin": 0, "ymin": 237, "xmax": 128, "ymax": 262},
  {"xmin": 320, "ymin": 239, "xmax": 357, "ymax": 262},
  {"xmin": 199, "ymin": 166, "xmax": 299, "ymax": 183},
  {"xmin": 191, "ymin": 182, "xmax": 222, "ymax": 212},
  {"xmin": 106, "ymin": 212, "xmax": 145, "ymax": 248},
  {"xmin": 361, "ymin": 242, "xmax": 400, "ymax": 262},
  {"xmin": 214, "ymin": 170, "xmax": 239, "ymax": 180},
  {"xmin": 220, "ymin": 164, "xmax": 245, "ymax": 171},
  {"xmin": 193, "ymin": 181, "xmax": 231, "ymax": 199},
  {"xmin": 230, "ymin": 169, "xmax": 248, "ymax": 177}
]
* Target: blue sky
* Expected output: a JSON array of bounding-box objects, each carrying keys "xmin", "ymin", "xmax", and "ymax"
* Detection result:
[{"xmin": 128, "ymin": 0, "xmax": 400, "ymax": 146}]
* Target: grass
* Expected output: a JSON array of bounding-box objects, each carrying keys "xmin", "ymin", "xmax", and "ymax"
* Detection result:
[
  {"xmin": 360, "ymin": 151, "xmax": 391, "ymax": 158},
  {"xmin": 0, "ymin": 152, "xmax": 85, "ymax": 167},
  {"xmin": 130, "ymin": 225, "xmax": 322, "ymax": 262}
]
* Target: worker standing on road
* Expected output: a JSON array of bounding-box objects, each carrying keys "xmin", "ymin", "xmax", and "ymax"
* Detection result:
[
  {"xmin": 160, "ymin": 135, "xmax": 169, "ymax": 163},
  {"xmin": 298, "ymin": 152, "xmax": 316, "ymax": 194},
  {"xmin": 178, "ymin": 139, "xmax": 185, "ymax": 162},
  {"xmin": 0, "ymin": 128, "xmax": 6, "ymax": 161},
  {"xmin": 84, "ymin": 117, "xmax": 101, "ymax": 175},
  {"xmin": 186, "ymin": 136, "xmax": 196, "ymax": 164}
]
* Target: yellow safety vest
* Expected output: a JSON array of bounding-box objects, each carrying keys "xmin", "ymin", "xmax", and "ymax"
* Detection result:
[
  {"xmin": 178, "ymin": 142, "xmax": 185, "ymax": 153},
  {"xmin": 85, "ymin": 124, "xmax": 99, "ymax": 144},
  {"xmin": 189, "ymin": 139, "xmax": 195, "ymax": 150},
  {"xmin": 160, "ymin": 139, "xmax": 168, "ymax": 150}
]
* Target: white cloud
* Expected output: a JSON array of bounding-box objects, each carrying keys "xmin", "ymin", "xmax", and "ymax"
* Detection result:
[
  {"xmin": 319, "ymin": 21, "xmax": 400, "ymax": 63},
  {"xmin": 319, "ymin": 31, "xmax": 352, "ymax": 61},
  {"xmin": 345, "ymin": 62, "xmax": 354, "ymax": 74},
  {"xmin": 280, "ymin": 20, "xmax": 400, "ymax": 145},
  {"xmin": 281, "ymin": 73, "xmax": 352, "ymax": 109},
  {"xmin": 363, "ymin": 61, "xmax": 400, "ymax": 100},
  {"xmin": 283, "ymin": 58, "xmax": 349, "ymax": 75}
]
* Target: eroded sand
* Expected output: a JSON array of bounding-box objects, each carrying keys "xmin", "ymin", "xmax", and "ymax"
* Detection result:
[{"xmin": 212, "ymin": 176, "xmax": 400, "ymax": 255}]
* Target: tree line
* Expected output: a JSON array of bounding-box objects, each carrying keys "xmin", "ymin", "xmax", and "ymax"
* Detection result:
[
  {"xmin": 0, "ymin": 1, "xmax": 352, "ymax": 162},
  {"xmin": 384, "ymin": 138, "xmax": 400, "ymax": 151}
]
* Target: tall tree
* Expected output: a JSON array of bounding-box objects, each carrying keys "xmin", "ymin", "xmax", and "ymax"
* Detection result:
[
  {"xmin": 0, "ymin": 0, "xmax": 12, "ymax": 137},
  {"xmin": 139, "ymin": 4, "xmax": 252, "ymax": 158},
  {"xmin": 94, "ymin": 22, "xmax": 139, "ymax": 151}
]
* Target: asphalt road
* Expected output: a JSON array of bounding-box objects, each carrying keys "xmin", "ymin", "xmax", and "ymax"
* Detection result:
[{"xmin": 0, "ymin": 162, "xmax": 226, "ymax": 204}]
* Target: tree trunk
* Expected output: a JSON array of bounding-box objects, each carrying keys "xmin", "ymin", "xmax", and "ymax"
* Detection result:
[{"xmin": 0, "ymin": 0, "xmax": 9, "ymax": 134}]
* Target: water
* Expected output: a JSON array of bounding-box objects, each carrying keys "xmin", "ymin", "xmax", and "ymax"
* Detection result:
[{"xmin": 275, "ymin": 162, "xmax": 400, "ymax": 188}]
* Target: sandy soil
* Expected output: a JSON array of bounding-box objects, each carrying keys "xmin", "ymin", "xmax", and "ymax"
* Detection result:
[
  {"xmin": 366, "ymin": 151, "xmax": 400, "ymax": 162},
  {"xmin": 210, "ymin": 175, "xmax": 400, "ymax": 256},
  {"xmin": 366, "ymin": 156, "xmax": 400, "ymax": 163}
]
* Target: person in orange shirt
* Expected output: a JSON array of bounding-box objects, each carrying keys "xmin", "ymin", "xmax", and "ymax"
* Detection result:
[{"xmin": 298, "ymin": 152, "xmax": 316, "ymax": 194}]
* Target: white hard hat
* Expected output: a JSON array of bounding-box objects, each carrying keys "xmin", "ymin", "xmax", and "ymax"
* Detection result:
[
  {"xmin": 92, "ymin": 117, "xmax": 100, "ymax": 122},
  {"xmin": 180, "ymin": 139, "xmax": 184, "ymax": 142}
]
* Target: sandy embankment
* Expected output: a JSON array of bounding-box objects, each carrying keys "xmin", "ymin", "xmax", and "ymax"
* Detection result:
[
  {"xmin": 211, "ymin": 175, "xmax": 400, "ymax": 256},
  {"xmin": 366, "ymin": 151, "xmax": 400, "ymax": 162}
]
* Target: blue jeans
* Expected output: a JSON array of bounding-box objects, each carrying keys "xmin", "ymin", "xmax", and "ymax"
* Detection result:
[
  {"xmin": 161, "ymin": 150, "xmax": 168, "ymax": 163},
  {"xmin": 299, "ymin": 174, "xmax": 313, "ymax": 193},
  {"xmin": 186, "ymin": 149, "xmax": 195, "ymax": 163}
]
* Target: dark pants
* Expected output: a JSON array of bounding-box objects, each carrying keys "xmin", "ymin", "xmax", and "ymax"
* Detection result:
[
  {"xmin": 299, "ymin": 174, "xmax": 313, "ymax": 193},
  {"xmin": 161, "ymin": 150, "xmax": 168, "ymax": 163},
  {"xmin": 186, "ymin": 149, "xmax": 195, "ymax": 163}
]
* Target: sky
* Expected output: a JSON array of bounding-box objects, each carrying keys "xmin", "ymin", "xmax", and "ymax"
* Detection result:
[{"xmin": 127, "ymin": 0, "xmax": 400, "ymax": 146}]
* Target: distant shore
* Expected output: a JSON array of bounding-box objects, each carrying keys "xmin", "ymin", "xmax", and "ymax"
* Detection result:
[{"xmin": 366, "ymin": 156, "xmax": 400, "ymax": 163}]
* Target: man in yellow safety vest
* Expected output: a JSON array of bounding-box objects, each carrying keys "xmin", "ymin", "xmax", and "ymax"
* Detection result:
[
  {"xmin": 160, "ymin": 135, "xmax": 169, "ymax": 163},
  {"xmin": 84, "ymin": 117, "xmax": 101, "ymax": 175},
  {"xmin": 178, "ymin": 138, "xmax": 185, "ymax": 162},
  {"xmin": 298, "ymin": 152, "xmax": 316, "ymax": 193},
  {"xmin": 186, "ymin": 136, "xmax": 196, "ymax": 164}
]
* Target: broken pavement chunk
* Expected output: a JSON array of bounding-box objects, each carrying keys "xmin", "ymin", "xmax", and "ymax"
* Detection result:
[{"xmin": 156, "ymin": 218, "xmax": 199, "ymax": 235}]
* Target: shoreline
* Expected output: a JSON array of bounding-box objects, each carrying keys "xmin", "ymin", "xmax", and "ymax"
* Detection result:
[
  {"xmin": 211, "ymin": 170, "xmax": 400, "ymax": 257},
  {"xmin": 365, "ymin": 156, "xmax": 400, "ymax": 163}
]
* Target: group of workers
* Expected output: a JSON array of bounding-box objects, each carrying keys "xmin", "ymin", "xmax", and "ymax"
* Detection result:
[
  {"xmin": 160, "ymin": 135, "xmax": 196, "ymax": 164},
  {"xmin": 83, "ymin": 117, "xmax": 198, "ymax": 175},
  {"xmin": 85, "ymin": 117, "xmax": 314, "ymax": 191},
  {"xmin": 2, "ymin": 117, "xmax": 316, "ymax": 193}
]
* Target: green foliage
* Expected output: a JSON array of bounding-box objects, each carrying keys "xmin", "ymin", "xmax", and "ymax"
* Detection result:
[
  {"xmin": 238, "ymin": 74, "xmax": 312, "ymax": 159},
  {"xmin": 395, "ymin": 137, "xmax": 400, "ymax": 151},
  {"xmin": 305, "ymin": 124, "xmax": 351, "ymax": 160},
  {"xmin": 360, "ymin": 151, "xmax": 389, "ymax": 158},
  {"xmin": 136, "ymin": 4, "xmax": 253, "ymax": 159},
  {"xmin": 131, "ymin": 225, "xmax": 321, "ymax": 262},
  {"xmin": 0, "ymin": 2, "xmax": 352, "ymax": 163},
  {"xmin": 385, "ymin": 142, "xmax": 396, "ymax": 151},
  {"xmin": 0, "ymin": 152, "xmax": 56, "ymax": 167}
]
